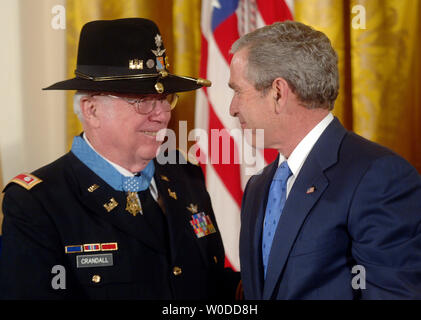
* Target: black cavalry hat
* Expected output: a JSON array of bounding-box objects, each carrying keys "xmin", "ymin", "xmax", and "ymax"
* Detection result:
[{"xmin": 43, "ymin": 18, "xmax": 211, "ymax": 94}]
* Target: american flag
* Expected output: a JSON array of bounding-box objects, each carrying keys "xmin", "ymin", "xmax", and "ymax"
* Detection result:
[{"xmin": 195, "ymin": 0, "xmax": 293, "ymax": 270}]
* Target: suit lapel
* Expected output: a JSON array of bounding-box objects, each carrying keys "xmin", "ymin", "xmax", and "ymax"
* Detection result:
[
  {"xmin": 262, "ymin": 160, "xmax": 328, "ymax": 299},
  {"xmin": 242, "ymin": 157, "xmax": 279, "ymax": 299},
  {"xmin": 262, "ymin": 117, "xmax": 347, "ymax": 299},
  {"xmin": 65, "ymin": 152, "xmax": 165, "ymax": 253}
]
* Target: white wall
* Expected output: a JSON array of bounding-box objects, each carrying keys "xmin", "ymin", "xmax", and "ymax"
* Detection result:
[{"xmin": 0, "ymin": 0, "xmax": 66, "ymax": 185}]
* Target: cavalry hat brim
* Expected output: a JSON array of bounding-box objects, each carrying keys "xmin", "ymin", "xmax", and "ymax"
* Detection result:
[{"xmin": 43, "ymin": 73, "xmax": 209, "ymax": 94}]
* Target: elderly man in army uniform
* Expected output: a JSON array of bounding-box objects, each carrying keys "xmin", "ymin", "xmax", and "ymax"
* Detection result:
[{"xmin": 0, "ymin": 18, "xmax": 239, "ymax": 299}]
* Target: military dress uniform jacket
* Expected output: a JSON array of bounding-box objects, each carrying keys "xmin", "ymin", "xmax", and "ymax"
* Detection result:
[{"xmin": 0, "ymin": 151, "xmax": 238, "ymax": 299}]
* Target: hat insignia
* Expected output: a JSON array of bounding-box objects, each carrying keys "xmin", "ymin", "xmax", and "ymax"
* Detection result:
[
  {"xmin": 146, "ymin": 59, "xmax": 155, "ymax": 69},
  {"xmin": 129, "ymin": 59, "xmax": 143, "ymax": 70},
  {"xmin": 151, "ymin": 34, "xmax": 166, "ymax": 57}
]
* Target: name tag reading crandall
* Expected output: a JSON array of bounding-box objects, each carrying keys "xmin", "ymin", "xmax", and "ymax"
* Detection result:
[{"xmin": 76, "ymin": 254, "xmax": 113, "ymax": 268}]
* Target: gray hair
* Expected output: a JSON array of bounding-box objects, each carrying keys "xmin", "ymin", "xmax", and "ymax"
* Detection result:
[
  {"xmin": 230, "ymin": 20, "xmax": 339, "ymax": 110},
  {"xmin": 73, "ymin": 91, "xmax": 88, "ymax": 121}
]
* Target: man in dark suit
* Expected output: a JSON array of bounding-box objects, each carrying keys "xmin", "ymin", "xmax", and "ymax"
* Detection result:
[
  {"xmin": 229, "ymin": 21, "xmax": 421, "ymax": 299},
  {"xmin": 0, "ymin": 18, "xmax": 238, "ymax": 299}
]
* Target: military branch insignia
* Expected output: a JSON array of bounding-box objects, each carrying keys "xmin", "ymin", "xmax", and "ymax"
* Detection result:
[
  {"xmin": 156, "ymin": 57, "xmax": 165, "ymax": 70},
  {"xmin": 168, "ymin": 188, "xmax": 177, "ymax": 200},
  {"xmin": 160, "ymin": 175, "xmax": 170, "ymax": 182},
  {"xmin": 151, "ymin": 34, "xmax": 167, "ymax": 72},
  {"xmin": 103, "ymin": 198, "xmax": 118, "ymax": 212},
  {"xmin": 9, "ymin": 173, "xmax": 42, "ymax": 190},
  {"xmin": 189, "ymin": 212, "xmax": 216, "ymax": 238},
  {"xmin": 151, "ymin": 34, "xmax": 166, "ymax": 57},
  {"xmin": 129, "ymin": 59, "xmax": 143, "ymax": 70},
  {"xmin": 125, "ymin": 191, "xmax": 142, "ymax": 216}
]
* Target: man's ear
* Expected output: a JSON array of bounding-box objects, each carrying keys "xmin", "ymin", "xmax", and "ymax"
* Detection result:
[
  {"xmin": 80, "ymin": 95, "xmax": 101, "ymax": 128},
  {"xmin": 272, "ymin": 77, "xmax": 289, "ymax": 114}
]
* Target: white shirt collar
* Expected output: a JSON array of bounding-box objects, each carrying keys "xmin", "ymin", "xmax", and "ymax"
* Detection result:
[
  {"xmin": 278, "ymin": 113, "xmax": 334, "ymax": 178},
  {"xmin": 82, "ymin": 133, "xmax": 158, "ymax": 200},
  {"xmin": 83, "ymin": 133, "xmax": 134, "ymax": 177}
]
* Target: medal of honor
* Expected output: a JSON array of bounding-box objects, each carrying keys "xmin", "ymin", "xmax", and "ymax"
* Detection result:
[{"xmin": 126, "ymin": 191, "xmax": 142, "ymax": 216}]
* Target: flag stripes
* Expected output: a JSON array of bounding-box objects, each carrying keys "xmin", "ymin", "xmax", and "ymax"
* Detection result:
[{"xmin": 195, "ymin": 0, "xmax": 293, "ymax": 270}]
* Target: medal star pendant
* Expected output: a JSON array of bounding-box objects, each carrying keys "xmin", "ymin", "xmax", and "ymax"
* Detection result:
[{"xmin": 126, "ymin": 192, "xmax": 142, "ymax": 216}]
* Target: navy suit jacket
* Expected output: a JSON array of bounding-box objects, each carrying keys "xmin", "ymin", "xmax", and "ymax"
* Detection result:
[{"xmin": 240, "ymin": 118, "xmax": 421, "ymax": 299}]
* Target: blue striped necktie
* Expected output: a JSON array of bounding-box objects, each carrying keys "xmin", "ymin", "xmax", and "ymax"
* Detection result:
[{"xmin": 262, "ymin": 161, "xmax": 292, "ymax": 278}]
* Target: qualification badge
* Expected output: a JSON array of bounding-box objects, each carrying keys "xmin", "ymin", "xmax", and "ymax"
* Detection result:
[
  {"xmin": 187, "ymin": 203, "xmax": 198, "ymax": 214},
  {"xmin": 189, "ymin": 212, "xmax": 216, "ymax": 238}
]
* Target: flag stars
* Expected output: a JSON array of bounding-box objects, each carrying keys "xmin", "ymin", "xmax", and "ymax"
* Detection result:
[{"xmin": 212, "ymin": 0, "xmax": 221, "ymax": 9}]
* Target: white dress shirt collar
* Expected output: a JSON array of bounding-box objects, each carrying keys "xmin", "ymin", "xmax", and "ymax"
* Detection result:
[
  {"xmin": 82, "ymin": 133, "xmax": 158, "ymax": 200},
  {"xmin": 278, "ymin": 113, "xmax": 334, "ymax": 197}
]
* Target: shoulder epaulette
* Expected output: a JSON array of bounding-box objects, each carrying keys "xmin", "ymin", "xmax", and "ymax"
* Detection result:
[{"xmin": 7, "ymin": 173, "xmax": 43, "ymax": 190}]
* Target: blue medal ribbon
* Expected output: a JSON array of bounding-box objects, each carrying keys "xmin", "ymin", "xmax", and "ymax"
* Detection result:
[{"xmin": 71, "ymin": 136, "xmax": 154, "ymax": 192}]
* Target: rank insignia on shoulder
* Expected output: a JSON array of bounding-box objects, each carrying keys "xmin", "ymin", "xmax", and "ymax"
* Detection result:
[
  {"xmin": 189, "ymin": 212, "xmax": 216, "ymax": 238},
  {"xmin": 9, "ymin": 173, "xmax": 42, "ymax": 190}
]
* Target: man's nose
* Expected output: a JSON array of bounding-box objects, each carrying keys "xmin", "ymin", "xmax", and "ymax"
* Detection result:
[
  {"xmin": 149, "ymin": 102, "xmax": 170, "ymax": 120},
  {"xmin": 229, "ymin": 99, "xmax": 238, "ymax": 117}
]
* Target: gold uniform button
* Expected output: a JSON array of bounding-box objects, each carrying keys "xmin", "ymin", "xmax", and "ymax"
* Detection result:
[
  {"xmin": 213, "ymin": 256, "xmax": 218, "ymax": 264},
  {"xmin": 92, "ymin": 275, "xmax": 101, "ymax": 283},
  {"xmin": 173, "ymin": 266, "xmax": 182, "ymax": 276}
]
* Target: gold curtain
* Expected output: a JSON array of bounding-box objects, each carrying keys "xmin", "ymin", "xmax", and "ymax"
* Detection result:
[
  {"xmin": 295, "ymin": 0, "xmax": 421, "ymax": 173},
  {"xmin": 66, "ymin": 1, "xmax": 421, "ymax": 173},
  {"xmin": 65, "ymin": 0, "xmax": 202, "ymax": 151}
]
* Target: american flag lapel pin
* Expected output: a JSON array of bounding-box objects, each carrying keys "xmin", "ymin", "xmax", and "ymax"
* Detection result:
[{"xmin": 306, "ymin": 186, "xmax": 316, "ymax": 194}]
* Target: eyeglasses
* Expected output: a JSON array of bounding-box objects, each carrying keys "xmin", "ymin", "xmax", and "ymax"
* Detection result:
[{"xmin": 93, "ymin": 93, "xmax": 178, "ymax": 115}]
